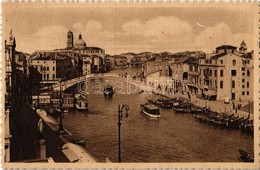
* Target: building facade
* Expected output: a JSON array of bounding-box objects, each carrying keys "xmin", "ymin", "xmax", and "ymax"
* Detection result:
[
  {"xmin": 198, "ymin": 43, "xmax": 253, "ymax": 101},
  {"xmin": 55, "ymin": 31, "xmax": 106, "ymax": 73},
  {"xmin": 144, "ymin": 55, "xmax": 172, "ymax": 77},
  {"xmin": 29, "ymin": 52, "xmax": 76, "ymax": 83},
  {"xmin": 4, "ymin": 30, "xmax": 16, "ymax": 162}
]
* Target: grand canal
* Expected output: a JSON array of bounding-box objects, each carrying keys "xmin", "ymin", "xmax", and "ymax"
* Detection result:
[{"xmin": 62, "ymin": 68, "xmax": 253, "ymax": 162}]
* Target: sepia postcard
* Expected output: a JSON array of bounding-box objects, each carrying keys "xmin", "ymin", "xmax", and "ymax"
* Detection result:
[{"xmin": 2, "ymin": 2, "xmax": 259, "ymax": 169}]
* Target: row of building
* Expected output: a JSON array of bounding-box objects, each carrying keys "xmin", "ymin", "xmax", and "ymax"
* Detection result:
[
  {"xmin": 144, "ymin": 41, "xmax": 254, "ymax": 102},
  {"xmin": 3, "ymin": 30, "xmax": 108, "ymax": 162},
  {"xmin": 5, "ymin": 30, "xmax": 108, "ymax": 87}
]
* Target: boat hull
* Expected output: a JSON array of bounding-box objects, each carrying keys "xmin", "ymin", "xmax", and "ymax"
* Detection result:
[{"xmin": 141, "ymin": 109, "xmax": 161, "ymax": 118}]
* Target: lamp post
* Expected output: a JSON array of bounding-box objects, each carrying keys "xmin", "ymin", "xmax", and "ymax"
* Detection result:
[
  {"xmin": 248, "ymin": 100, "xmax": 250, "ymax": 119},
  {"xmin": 117, "ymin": 104, "xmax": 129, "ymax": 163},
  {"xmin": 58, "ymin": 82, "xmax": 64, "ymax": 134}
]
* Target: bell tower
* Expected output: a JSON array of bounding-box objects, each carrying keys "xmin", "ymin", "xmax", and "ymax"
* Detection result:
[
  {"xmin": 239, "ymin": 40, "xmax": 247, "ymax": 54},
  {"xmin": 67, "ymin": 30, "xmax": 74, "ymax": 48}
]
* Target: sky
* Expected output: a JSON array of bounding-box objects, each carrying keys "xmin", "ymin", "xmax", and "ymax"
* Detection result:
[{"xmin": 2, "ymin": 3, "xmax": 256, "ymax": 55}]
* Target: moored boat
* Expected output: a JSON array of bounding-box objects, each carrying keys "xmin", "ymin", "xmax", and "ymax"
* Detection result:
[
  {"xmin": 74, "ymin": 94, "xmax": 89, "ymax": 111},
  {"xmin": 173, "ymin": 106, "xmax": 190, "ymax": 113},
  {"xmin": 140, "ymin": 103, "xmax": 161, "ymax": 118},
  {"xmin": 238, "ymin": 149, "xmax": 254, "ymax": 162},
  {"xmin": 104, "ymin": 85, "xmax": 114, "ymax": 98}
]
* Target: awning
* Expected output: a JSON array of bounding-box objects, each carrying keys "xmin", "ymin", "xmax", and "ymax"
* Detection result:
[
  {"xmin": 187, "ymin": 83, "xmax": 198, "ymax": 88},
  {"xmin": 204, "ymin": 90, "xmax": 217, "ymax": 96}
]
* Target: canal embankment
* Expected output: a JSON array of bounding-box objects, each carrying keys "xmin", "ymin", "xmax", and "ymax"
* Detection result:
[
  {"xmin": 35, "ymin": 109, "xmax": 99, "ymax": 162},
  {"xmin": 121, "ymin": 75, "xmax": 253, "ymax": 119}
]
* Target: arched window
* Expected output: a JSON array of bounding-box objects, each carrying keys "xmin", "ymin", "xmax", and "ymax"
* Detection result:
[
  {"xmin": 183, "ymin": 72, "xmax": 188, "ymax": 80},
  {"xmin": 232, "ymin": 60, "xmax": 236, "ymax": 65},
  {"xmin": 220, "ymin": 81, "xmax": 223, "ymax": 88},
  {"xmin": 232, "ymin": 80, "xmax": 235, "ymax": 88}
]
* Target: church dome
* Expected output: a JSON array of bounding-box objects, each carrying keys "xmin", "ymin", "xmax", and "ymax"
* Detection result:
[{"xmin": 75, "ymin": 33, "xmax": 86, "ymax": 49}]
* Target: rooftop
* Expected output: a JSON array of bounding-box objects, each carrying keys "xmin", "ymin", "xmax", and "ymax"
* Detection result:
[
  {"xmin": 62, "ymin": 46, "xmax": 104, "ymax": 51},
  {"xmin": 174, "ymin": 56, "xmax": 198, "ymax": 64},
  {"xmin": 30, "ymin": 52, "xmax": 71, "ymax": 60},
  {"xmin": 216, "ymin": 45, "xmax": 237, "ymax": 50}
]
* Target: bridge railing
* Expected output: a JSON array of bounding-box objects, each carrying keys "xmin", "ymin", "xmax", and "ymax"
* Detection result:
[{"xmin": 50, "ymin": 73, "xmax": 121, "ymax": 90}]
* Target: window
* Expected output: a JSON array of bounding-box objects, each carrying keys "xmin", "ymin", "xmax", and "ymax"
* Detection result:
[
  {"xmin": 231, "ymin": 70, "xmax": 236, "ymax": 76},
  {"xmin": 220, "ymin": 81, "xmax": 223, "ymax": 88},
  {"xmin": 242, "ymin": 72, "xmax": 245, "ymax": 76},
  {"xmin": 242, "ymin": 79, "xmax": 245, "ymax": 83},
  {"xmin": 247, "ymin": 91, "xmax": 249, "ymax": 95},
  {"xmin": 242, "ymin": 91, "xmax": 245, "ymax": 95},
  {"xmin": 209, "ymin": 70, "xmax": 212, "ymax": 76},
  {"xmin": 242, "ymin": 67, "xmax": 245, "ymax": 71},
  {"xmin": 53, "ymin": 66, "xmax": 55, "ymax": 71},
  {"xmin": 242, "ymin": 85, "xmax": 245, "ymax": 88},
  {"xmin": 247, "ymin": 82, "xmax": 249, "ymax": 88},
  {"xmin": 203, "ymin": 69, "xmax": 206, "ymax": 76},
  {"xmin": 220, "ymin": 60, "xmax": 223, "ymax": 64},
  {"xmin": 232, "ymin": 60, "xmax": 236, "ymax": 65},
  {"xmin": 214, "ymin": 70, "xmax": 217, "ymax": 77},
  {"xmin": 46, "ymin": 74, "xmax": 49, "ymax": 79},
  {"xmin": 41, "ymin": 66, "xmax": 43, "ymax": 71},
  {"xmin": 47, "ymin": 66, "xmax": 49, "ymax": 71},
  {"xmin": 247, "ymin": 70, "xmax": 250, "ymax": 76},
  {"xmin": 189, "ymin": 65, "xmax": 193, "ymax": 71},
  {"xmin": 220, "ymin": 70, "xmax": 224, "ymax": 77},
  {"xmin": 232, "ymin": 80, "xmax": 235, "ymax": 88},
  {"xmin": 195, "ymin": 66, "xmax": 198, "ymax": 72},
  {"xmin": 53, "ymin": 74, "xmax": 55, "ymax": 79}
]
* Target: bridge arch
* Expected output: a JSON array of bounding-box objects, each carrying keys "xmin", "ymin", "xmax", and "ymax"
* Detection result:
[{"xmin": 49, "ymin": 73, "xmax": 122, "ymax": 91}]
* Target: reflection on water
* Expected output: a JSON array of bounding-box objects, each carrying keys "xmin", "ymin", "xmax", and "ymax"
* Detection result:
[{"xmin": 62, "ymin": 69, "xmax": 253, "ymax": 163}]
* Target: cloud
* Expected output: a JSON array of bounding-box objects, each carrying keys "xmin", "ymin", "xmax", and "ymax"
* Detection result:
[
  {"xmin": 194, "ymin": 22, "xmax": 253, "ymax": 52},
  {"xmin": 122, "ymin": 16, "xmax": 194, "ymax": 39},
  {"xmin": 120, "ymin": 16, "xmax": 195, "ymax": 53},
  {"xmin": 72, "ymin": 22, "xmax": 84, "ymax": 32},
  {"xmin": 196, "ymin": 22, "xmax": 206, "ymax": 28},
  {"xmin": 16, "ymin": 25, "xmax": 68, "ymax": 53},
  {"xmin": 14, "ymin": 19, "xmax": 253, "ymax": 55}
]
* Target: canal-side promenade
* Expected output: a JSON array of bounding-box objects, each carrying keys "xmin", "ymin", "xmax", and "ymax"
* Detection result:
[
  {"xmin": 123, "ymin": 74, "xmax": 253, "ymax": 119},
  {"xmin": 11, "ymin": 99, "xmax": 99, "ymax": 162}
]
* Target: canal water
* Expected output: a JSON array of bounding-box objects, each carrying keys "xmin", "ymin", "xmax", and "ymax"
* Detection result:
[{"xmin": 62, "ymin": 68, "xmax": 253, "ymax": 162}]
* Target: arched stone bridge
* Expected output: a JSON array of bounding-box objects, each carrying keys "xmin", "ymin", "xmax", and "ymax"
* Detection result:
[{"xmin": 50, "ymin": 73, "xmax": 122, "ymax": 91}]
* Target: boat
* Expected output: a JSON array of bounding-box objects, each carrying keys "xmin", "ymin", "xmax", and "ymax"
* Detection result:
[
  {"xmin": 173, "ymin": 106, "xmax": 190, "ymax": 113},
  {"xmin": 140, "ymin": 103, "xmax": 161, "ymax": 118},
  {"xmin": 74, "ymin": 94, "xmax": 89, "ymax": 111},
  {"xmin": 238, "ymin": 149, "xmax": 254, "ymax": 162},
  {"xmin": 104, "ymin": 85, "xmax": 114, "ymax": 97},
  {"xmin": 157, "ymin": 99, "xmax": 173, "ymax": 109},
  {"xmin": 190, "ymin": 107, "xmax": 203, "ymax": 114},
  {"xmin": 46, "ymin": 107, "xmax": 55, "ymax": 115}
]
